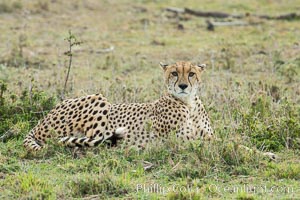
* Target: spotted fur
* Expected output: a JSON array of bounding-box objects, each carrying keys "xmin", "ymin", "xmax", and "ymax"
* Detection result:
[{"xmin": 23, "ymin": 61, "xmax": 213, "ymax": 151}]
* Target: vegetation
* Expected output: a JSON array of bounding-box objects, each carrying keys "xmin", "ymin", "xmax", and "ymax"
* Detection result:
[{"xmin": 0, "ymin": 0, "xmax": 299, "ymax": 199}]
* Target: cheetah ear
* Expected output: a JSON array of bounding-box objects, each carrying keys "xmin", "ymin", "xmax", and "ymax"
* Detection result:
[
  {"xmin": 197, "ymin": 63, "xmax": 206, "ymax": 71},
  {"xmin": 160, "ymin": 62, "xmax": 168, "ymax": 70}
]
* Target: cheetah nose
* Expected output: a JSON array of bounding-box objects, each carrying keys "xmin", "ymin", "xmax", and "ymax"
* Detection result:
[{"xmin": 178, "ymin": 84, "xmax": 188, "ymax": 90}]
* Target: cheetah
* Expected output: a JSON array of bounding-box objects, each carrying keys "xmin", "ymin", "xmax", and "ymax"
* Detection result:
[{"xmin": 23, "ymin": 61, "xmax": 213, "ymax": 151}]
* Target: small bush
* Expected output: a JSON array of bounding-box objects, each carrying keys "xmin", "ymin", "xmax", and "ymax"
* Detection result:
[
  {"xmin": 236, "ymin": 192, "xmax": 255, "ymax": 200},
  {"xmin": 1, "ymin": 173, "xmax": 55, "ymax": 199},
  {"xmin": 138, "ymin": 134, "xmax": 262, "ymax": 181},
  {"xmin": 265, "ymin": 163, "xmax": 300, "ymax": 180},
  {"xmin": 0, "ymin": 156, "xmax": 20, "ymax": 174},
  {"xmin": 0, "ymin": 34, "xmax": 48, "ymax": 69},
  {"xmin": 236, "ymin": 95, "xmax": 300, "ymax": 152},
  {"xmin": 0, "ymin": 80, "xmax": 56, "ymax": 138},
  {"xmin": 68, "ymin": 173, "xmax": 130, "ymax": 198},
  {"xmin": 167, "ymin": 191, "xmax": 204, "ymax": 200},
  {"xmin": 0, "ymin": 1, "xmax": 22, "ymax": 13},
  {"xmin": 276, "ymin": 57, "xmax": 300, "ymax": 83}
]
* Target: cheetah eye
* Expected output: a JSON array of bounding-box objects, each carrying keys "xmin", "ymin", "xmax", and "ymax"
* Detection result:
[
  {"xmin": 189, "ymin": 72, "xmax": 195, "ymax": 77},
  {"xmin": 171, "ymin": 72, "xmax": 178, "ymax": 76}
]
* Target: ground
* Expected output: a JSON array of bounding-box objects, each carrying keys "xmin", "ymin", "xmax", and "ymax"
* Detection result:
[{"xmin": 0, "ymin": 0, "xmax": 299, "ymax": 199}]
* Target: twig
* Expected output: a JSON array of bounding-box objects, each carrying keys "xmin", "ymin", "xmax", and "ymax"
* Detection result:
[
  {"xmin": 0, "ymin": 129, "xmax": 14, "ymax": 142},
  {"xmin": 62, "ymin": 31, "xmax": 73, "ymax": 100},
  {"xmin": 94, "ymin": 46, "xmax": 114, "ymax": 54},
  {"xmin": 62, "ymin": 30, "xmax": 82, "ymax": 100}
]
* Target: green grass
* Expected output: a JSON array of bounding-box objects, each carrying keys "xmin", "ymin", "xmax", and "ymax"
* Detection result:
[{"xmin": 0, "ymin": 0, "xmax": 300, "ymax": 199}]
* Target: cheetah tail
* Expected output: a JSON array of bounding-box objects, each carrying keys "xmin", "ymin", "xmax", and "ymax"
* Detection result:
[
  {"xmin": 58, "ymin": 128, "xmax": 127, "ymax": 147},
  {"xmin": 58, "ymin": 136, "xmax": 104, "ymax": 147},
  {"xmin": 23, "ymin": 131, "xmax": 44, "ymax": 151}
]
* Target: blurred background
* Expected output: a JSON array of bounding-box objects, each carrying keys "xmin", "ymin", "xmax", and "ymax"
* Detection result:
[{"xmin": 0, "ymin": 0, "xmax": 299, "ymax": 102}]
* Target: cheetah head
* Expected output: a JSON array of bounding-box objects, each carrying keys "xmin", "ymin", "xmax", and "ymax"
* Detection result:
[{"xmin": 160, "ymin": 61, "xmax": 206, "ymax": 102}]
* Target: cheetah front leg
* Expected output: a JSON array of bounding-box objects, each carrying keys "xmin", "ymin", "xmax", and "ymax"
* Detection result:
[
  {"xmin": 192, "ymin": 97, "xmax": 214, "ymax": 140},
  {"xmin": 176, "ymin": 119, "xmax": 197, "ymax": 141}
]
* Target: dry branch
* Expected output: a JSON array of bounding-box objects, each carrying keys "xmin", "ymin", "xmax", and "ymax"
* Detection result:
[
  {"xmin": 94, "ymin": 46, "xmax": 114, "ymax": 54},
  {"xmin": 165, "ymin": 7, "xmax": 300, "ymax": 21},
  {"xmin": 184, "ymin": 8, "xmax": 242, "ymax": 19},
  {"xmin": 76, "ymin": 46, "xmax": 115, "ymax": 54},
  {"xmin": 0, "ymin": 129, "xmax": 14, "ymax": 142},
  {"xmin": 254, "ymin": 12, "xmax": 300, "ymax": 20},
  {"xmin": 207, "ymin": 20, "xmax": 262, "ymax": 27},
  {"xmin": 165, "ymin": 7, "xmax": 185, "ymax": 14}
]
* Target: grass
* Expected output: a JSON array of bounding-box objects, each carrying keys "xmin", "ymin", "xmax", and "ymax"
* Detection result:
[{"xmin": 0, "ymin": 0, "xmax": 300, "ymax": 199}]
